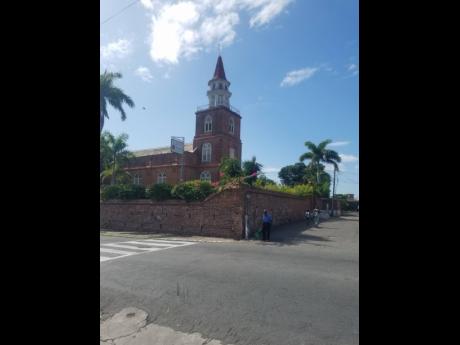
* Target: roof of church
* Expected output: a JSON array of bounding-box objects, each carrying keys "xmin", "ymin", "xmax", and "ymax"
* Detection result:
[
  {"xmin": 132, "ymin": 143, "xmax": 194, "ymax": 157},
  {"xmin": 213, "ymin": 55, "xmax": 227, "ymax": 80}
]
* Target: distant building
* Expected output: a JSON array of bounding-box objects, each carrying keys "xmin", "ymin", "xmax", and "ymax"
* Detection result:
[{"xmin": 124, "ymin": 55, "xmax": 242, "ymax": 186}]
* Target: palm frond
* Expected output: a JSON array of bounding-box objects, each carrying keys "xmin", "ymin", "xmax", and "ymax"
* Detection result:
[
  {"xmin": 318, "ymin": 139, "xmax": 332, "ymax": 150},
  {"xmin": 299, "ymin": 152, "xmax": 314, "ymax": 161}
]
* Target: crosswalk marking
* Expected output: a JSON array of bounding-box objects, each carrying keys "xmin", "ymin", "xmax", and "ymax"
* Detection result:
[
  {"xmin": 102, "ymin": 243, "xmax": 155, "ymax": 251},
  {"xmin": 143, "ymin": 239, "xmax": 194, "ymax": 245},
  {"xmin": 100, "ymin": 248, "xmax": 135, "ymax": 255},
  {"xmin": 100, "ymin": 239, "xmax": 195, "ymax": 263},
  {"xmin": 125, "ymin": 241, "xmax": 184, "ymax": 247}
]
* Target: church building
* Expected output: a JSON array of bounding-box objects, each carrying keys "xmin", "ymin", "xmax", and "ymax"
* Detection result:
[{"xmin": 125, "ymin": 55, "xmax": 242, "ymax": 186}]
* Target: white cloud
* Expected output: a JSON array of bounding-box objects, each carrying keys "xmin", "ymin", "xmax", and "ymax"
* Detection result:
[
  {"xmin": 143, "ymin": 0, "xmax": 293, "ymax": 64},
  {"xmin": 280, "ymin": 67, "xmax": 319, "ymax": 87},
  {"xmin": 140, "ymin": 0, "xmax": 155, "ymax": 10},
  {"xmin": 248, "ymin": 0, "xmax": 293, "ymax": 28},
  {"xmin": 339, "ymin": 154, "xmax": 359, "ymax": 163},
  {"xmin": 100, "ymin": 39, "xmax": 132, "ymax": 61},
  {"xmin": 329, "ymin": 141, "xmax": 350, "ymax": 147},
  {"xmin": 149, "ymin": 2, "xmax": 201, "ymax": 64},
  {"xmin": 135, "ymin": 66, "xmax": 154, "ymax": 82},
  {"xmin": 346, "ymin": 63, "xmax": 359, "ymax": 77},
  {"xmin": 347, "ymin": 63, "xmax": 357, "ymax": 71}
]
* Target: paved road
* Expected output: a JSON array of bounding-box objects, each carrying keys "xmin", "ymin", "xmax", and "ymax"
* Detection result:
[{"xmin": 100, "ymin": 214, "xmax": 359, "ymax": 345}]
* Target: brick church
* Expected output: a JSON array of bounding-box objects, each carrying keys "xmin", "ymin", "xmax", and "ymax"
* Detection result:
[{"xmin": 125, "ymin": 55, "xmax": 242, "ymax": 186}]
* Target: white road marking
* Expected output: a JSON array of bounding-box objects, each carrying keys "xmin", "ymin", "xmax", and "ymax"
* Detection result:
[
  {"xmin": 102, "ymin": 243, "xmax": 153, "ymax": 251},
  {"xmin": 100, "ymin": 248, "xmax": 135, "ymax": 255},
  {"xmin": 125, "ymin": 241, "xmax": 189, "ymax": 247},
  {"xmin": 143, "ymin": 239, "xmax": 195, "ymax": 245},
  {"xmin": 100, "ymin": 239, "xmax": 196, "ymax": 263}
]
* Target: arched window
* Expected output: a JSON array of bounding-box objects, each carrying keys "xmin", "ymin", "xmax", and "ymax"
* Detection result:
[
  {"xmin": 204, "ymin": 115, "xmax": 212, "ymax": 132},
  {"xmin": 218, "ymin": 95, "xmax": 223, "ymax": 105},
  {"xmin": 202, "ymin": 143, "xmax": 212, "ymax": 162},
  {"xmin": 229, "ymin": 148, "xmax": 235, "ymax": 159},
  {"xmin": 229, "ymin": 117, "xmax": 234, "ymax": 134},
  {"xmin": 133, "ymin": 174, "xmax": 143, "ymax": 185},
  {"xmin": 200, "ymin": 171, "xmax": 211, "ymax": 182},
  {"xmin": 157, "ymin": 172, "xmax": 166, "ymax": 184}
]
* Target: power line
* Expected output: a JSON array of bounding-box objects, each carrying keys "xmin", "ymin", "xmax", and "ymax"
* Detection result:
[{"xmin": 100, "ymin": 0, "xmax": 141, "ymax": 26}]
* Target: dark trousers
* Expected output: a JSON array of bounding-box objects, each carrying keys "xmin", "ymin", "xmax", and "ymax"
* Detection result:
[{"xmin": 262, "ymin": 222, "xmax": 271, "ymax": 241}]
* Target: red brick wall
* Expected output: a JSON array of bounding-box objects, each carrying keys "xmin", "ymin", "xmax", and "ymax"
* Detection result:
[
  {"xmin": 244, "ymin": 188, "xmax": 315, "ymax": 233},
  {"xmin": 100, "ymin": 186, "xmax": 339, "ymax": 239},
  {"xmin": 100, "ymin": 188, "xmax": 245, "ymax": 239}
]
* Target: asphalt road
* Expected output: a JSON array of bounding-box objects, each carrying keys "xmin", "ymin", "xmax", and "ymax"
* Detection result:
[{"xmin": 100, "ymin": 214, "xmax": 359, "ymax": 345}]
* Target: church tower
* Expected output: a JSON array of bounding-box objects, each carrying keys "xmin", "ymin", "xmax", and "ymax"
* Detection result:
[
  {"xmin": 207, "ymin": 55, "xmax": 232, "ymax": 108},
  {"xmin": 193, "ymin": 55, "xmax": 242, "ymax": 182}
]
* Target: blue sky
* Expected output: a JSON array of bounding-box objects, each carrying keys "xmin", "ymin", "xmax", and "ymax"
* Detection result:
[{"xmin": 100, "ymin": 0, "xmax": 359, "ymax": 198}]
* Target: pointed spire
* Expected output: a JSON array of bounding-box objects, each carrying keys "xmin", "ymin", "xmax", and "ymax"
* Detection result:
[{"xmin": 213, "ymin": 55, "xmax": 227, "ymax": 80}]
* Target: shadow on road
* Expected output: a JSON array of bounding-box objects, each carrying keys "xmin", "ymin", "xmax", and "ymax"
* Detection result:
[{"xmin": 251, "ymin": 219, "xmax": 340, "ymax": 247}]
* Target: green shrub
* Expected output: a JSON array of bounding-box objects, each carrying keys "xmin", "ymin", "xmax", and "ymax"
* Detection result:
[
  {"xmin": 101, "ymin": 185, "xmax": 122, "ymax": 200},
  {"xmin": 147, "ymin": 183, "xmax": 173, "ymax": 201},
  {"xmin": 219, "ymin": 157, "xmax": 243, "ymax": 178},
  {"xmin": 171, "ymin": 180, "xmax": 216, "ymax": 202},
  {"xmin": 101, "ymin": 184, "xmax": 146, "ymax": 200},
  {"xmin": 256, "ymin": 183, "xmax": 314, "ymax": 197},
  {"xmin": 118, "ymin": 184, "xmax": 146, "ymax": 200}
]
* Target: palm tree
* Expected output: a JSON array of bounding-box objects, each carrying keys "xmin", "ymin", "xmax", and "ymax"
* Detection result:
[
  {"xmin": 100, "ymin": 132, "xmax": 134, "ymax": 185},
  {"xmin": 242, "ymin": 156, "xmax": 263, "ymax": 186},
  {"xmin": 299, "ymin": 140, "xmax": 341, "ymax": 210},
  {"xmin": 100, "ymin": 71, "xmax": 135, "ymax": 133}
]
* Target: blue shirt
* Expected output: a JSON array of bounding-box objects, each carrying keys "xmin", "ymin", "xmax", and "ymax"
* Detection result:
[{"xmin": 263, "ymin": 214, "xmax": 272, "ymax": 223}]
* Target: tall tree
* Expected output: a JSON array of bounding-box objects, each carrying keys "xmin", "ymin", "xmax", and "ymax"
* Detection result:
[
  {"xmin": 242, "ymin": 156, "xmax": 263, "ymax": 186},
  {"xmin": 219, "ymin": 157, "xmax": 243, "ymax": 178},
  {"xmin": 278, "ymin": 162, "xmax": 307, "ymax": 186},
  {"xmin": 299, "ymin": 140, "xmax": 341, "ymax": 205},
  {"xmin": 100, "ymin": 132, "xmax": 134, "ymax": 185},
  {"xmin": 100, "ymin": 71, "xmax": 135, "ymax": 133}
]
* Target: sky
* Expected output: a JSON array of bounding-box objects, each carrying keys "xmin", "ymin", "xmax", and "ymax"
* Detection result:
[{"xmin": 100, "ymin": 0, "xmax": 359, "ymax": 198}]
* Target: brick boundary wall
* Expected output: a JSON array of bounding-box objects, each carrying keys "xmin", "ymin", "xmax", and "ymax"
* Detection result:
[
  {"xmin": 243, "ymin": 188, "xmax": 314, "ymax": 236},
  {"xmin": 100, "ymin": 186, "xmax": 341, "ymax": 240},
  {"xmin": 100, "ymin": 188, "xmax": 245, "ymax": 239}
]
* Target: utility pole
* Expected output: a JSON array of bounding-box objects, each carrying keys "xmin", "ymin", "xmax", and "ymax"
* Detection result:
[{"xmin": 331, "ymin": 168, "xmax": 336, "ymax": 217}]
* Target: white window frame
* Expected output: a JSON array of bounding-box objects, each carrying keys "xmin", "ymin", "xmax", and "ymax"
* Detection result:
[
  {"xmin": 229, "ymin": 148, "xmax": 235, "ymax": 159},
  {"xmin": 218, "ymin": 95, "xmax": 223, "ymax": 105},
  {"xmin": 204, "ymin": 115, "xmax": 212, "ymax": 133},
  {"xmin": 229, "ymin": 117, "xmax": 235, "ymax": 134},
  {"xmin": 157, "ymin": 172, "xmax": 167, "ymax": 184},
  {"xmin": 202, "ymin": 142, "xmax": 212, "ymax": 162},
  {"xmin": 200, "ymin": 170, "xmax": 211, "ymax": 182},
  {"xmin": 133, "ymin": 174, "xmax": 143, "ymax": 185}
]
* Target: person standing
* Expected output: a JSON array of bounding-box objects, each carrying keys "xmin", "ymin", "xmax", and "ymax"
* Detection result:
[
  {"xmin": 305, "ymin": 209, "xmax": 311, "ymax": 226},
  {"xmin": 262, "ymin": 209, "xmax": 272, "ymax": 241},
  {"xmin": 313, "ymin": 208, "xmax": 320, "ymax": 226}
]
